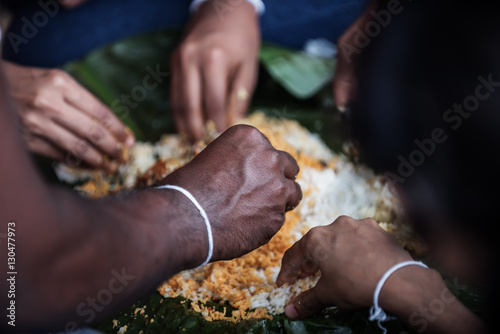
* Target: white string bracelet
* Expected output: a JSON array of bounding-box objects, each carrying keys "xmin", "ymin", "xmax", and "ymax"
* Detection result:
[
  {"xmin": 369, "ymin": 260, "xmax": 429, "ymax": 334},
  {"xmin": 154, "ymin": 185, "xmax": 213, "ymax": 269},
  {"xmin": 189, "ymin": 0, "xmax": 265, "ymax": 15}
]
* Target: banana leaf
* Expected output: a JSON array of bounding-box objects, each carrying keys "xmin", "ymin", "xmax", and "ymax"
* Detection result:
[
  {"xmin": 93, "ymin": 274, "xmax": 485, "ymax": 334},
  {"xmin": 64, "ymin": 30, "xmax": 179, "ymax": 142},
  {"xmin": 63, "ymin": 30, "xmax": 345, "ymax": 150},
  {"xmin": 259, "ymin": 43, "xmax": 336, "ymax": 100},
  {"xmin": 93, "ymin": 293, "xmax": 405, "ymax": 334},
  {"xmin": 60, "ymin": 30, "xmax": 486, "ymax": 334}
]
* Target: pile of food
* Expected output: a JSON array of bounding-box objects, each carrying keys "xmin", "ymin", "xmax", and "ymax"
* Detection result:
[{"xmin": 55, "ymin": 112, "xmax": 425, "ymax": 326}]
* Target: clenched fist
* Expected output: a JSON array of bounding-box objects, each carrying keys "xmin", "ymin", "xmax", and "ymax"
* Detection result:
[{"xmin": 159, "ymin": 124, "xmax": 302, "ymax": 261}]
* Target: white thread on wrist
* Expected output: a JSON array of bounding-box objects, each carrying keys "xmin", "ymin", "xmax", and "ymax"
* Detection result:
[
  {"xmin": 189, "ymin": 0, "xmax": 265, "ymax": 15},
  {"xmin": 155, "ymin": 185, "xmax": 213, "ymax": 269},
  {"xmin": 369, "ymin": 260, "xmax": 429, "ymax": 334}
]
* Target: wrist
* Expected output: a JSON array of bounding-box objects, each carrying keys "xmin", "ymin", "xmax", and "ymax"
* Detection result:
[
  {"xmin": 190, "ymin": 0, "xmax": 265, "ymax": 15},
  {"xmin": 379, "ymin": 266, "xmax": 484, "ymax": 333},
  {"xmin": 155, "ymin": 185, "xmax": 213, "ymax": 268},
  {"xmin": 192, "ymin": 0, "xmax": 261, "ymax": 24},
  {"xmin": 379, "ymin": 266, "xmax": 442, "ymax": 318},
  {"xmin": 128, "ymin": 187, "xmax": 209, "ymax": 272}
]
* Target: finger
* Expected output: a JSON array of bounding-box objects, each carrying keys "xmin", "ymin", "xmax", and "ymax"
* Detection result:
[
  {"xmin": 41, "ymin": 119, "xmax": 111, "ymax": 171},
  {"xmin": 170, "ymin": 54, "xmax": 188, "ymax": 136},
  {"xmin": 285, "ymin": 287, "xmax": 325, "ymax": 320},
  {"xmin": 24, "ymin": 133, "xmax": 66, "ymax": 161},
  {"xmin": 183, "ymin": 64, "xmax": 204, "ymax": 141},
  {"xmin": 332, "ymin": 80, "xmax": 354, "ymax": 112},
  {"xmin": 172, "ymin": 53, "xmax": 204, "ymax": 141},
  {"xmin": 51, "ymin": 104, "xmax": 127, "ymax": 162},
  {"xmin": 226, "ymin": 63, "xmax": 256, "ymax": 125},
  {"xmin": 276, "ymin": 239, "xmax": 307, "ymax": 287},
  {"xmin": 332, "ymin": 55, "xmax": 356, "ymax": 112},
  {"xmin": 298, "ymin": 257, "xmax": 320, "ymax": 278},
  {"xmin": 285, "ymin": 179, "xmax": 302, "ymax": 212},
  {"xmin": 62, "ymin": 73, "xmax": 133, "ymax": 145},
  {"xmin": 279, "ymin": 150, "xmax": 300, "ymax": 180},
  {"xmin": 202, "ymin": 50, "xmax": 228, "ymax": 132}
]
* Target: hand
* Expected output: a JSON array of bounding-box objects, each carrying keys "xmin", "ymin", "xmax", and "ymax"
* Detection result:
[
  {"xmin": 170, "ymin": 0, "xmax": 260, "ymax": 141},
  {"xmin": 3, "ymin": 61, "xmax": 134, "ymax": 171},
  {"xmin": 277, "ymin": 216, "xmax": 414, "ymax": 319},
  {"xmin": 160, "ymin": 124, "xmax": 302, "ymax": 261},
  {"xmin": 333, "ymin": 0, "xmax": 378, "ymax": 111},
  {"xmin": 277, "ymin": 216, "xmax": 485, "ymax": 333},
  {"xmin": 332, "ymin": 32, "xmax": 358, "ymax": 112}
]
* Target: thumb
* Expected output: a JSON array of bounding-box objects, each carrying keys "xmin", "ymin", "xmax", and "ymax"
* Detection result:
[{"xmin": 285, "ymin": 286, "xmax": 325, "ymax": 320}]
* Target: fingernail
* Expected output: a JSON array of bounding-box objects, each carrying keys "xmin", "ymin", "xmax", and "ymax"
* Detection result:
[
  {"xmin": 337, "ymin": 105, "xmax": 346, "ymax": 113},
  {"xmin": 285, "ymin": 304, "xmax": 299, "ymax": 319},
  {"xmin": 125, "ymin": 136, "xmax": 135, "ymax": 147},
  {"xmin": 124, "ymin": 127, "xmax": 135, "ymax": 147}
]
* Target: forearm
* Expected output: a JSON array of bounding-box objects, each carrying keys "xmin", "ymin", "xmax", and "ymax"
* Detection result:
[
  {"xmin": 380, "ymin": 266, "xmax": 484, "ymax": 333},
  {"xmin": 0, "ymin": 69, "xmax": 205, "ymax": 331},
  {"xmin": 18, "ymin": 187, "xmax": 205, "ymax": 330},
  {"xmin": 0, "ymin": 59, "xmax": 300, "ymax": 331}
]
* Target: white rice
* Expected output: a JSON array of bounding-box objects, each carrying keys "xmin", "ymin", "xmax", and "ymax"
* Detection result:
[{"xmin": 54, "ymin": 112, "xmax": 421, "ymax": 318}]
